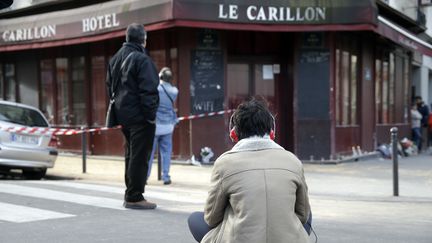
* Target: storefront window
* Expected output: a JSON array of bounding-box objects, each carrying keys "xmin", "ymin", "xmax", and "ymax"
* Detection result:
[
  {"xmin": 375, "ymin": 50, "xmax": 404, "ymax": 125},
  {"xmin": 227, "ymin": 62, "xmax": 276, "ymax": 112},
  {"xmin": 4, "ymin": 64, "xmax": 16, "ymax": 101},
  {"xmin": 335, "ymin": 50, "xmax": 340, "ymax": 123},
  {"xmin": 40, "ymin": 59, "xmax": 55, "ymax": 123},
  {"xmin": 350, "ymin": 55, "xmax": 358, "ymax": 125},
  {"xmin": 388, "ymin": 53, "xmax": 395, "ymax": 123},
  {"xmin": 227, "ymin": 63, "xmax": 249, "ymax": 109},
  {"xmin": 375, "ymin": 59, "xmax": 382, "ymax": 123},
  {"xmin": 335, "ymin": 35, "xmax": 359, "ymax": 126},
  {"xmin": 403, "ymin": 59, "xmax": 410, "ymax": 123},
  {"xmin": 254, "ymin": 64, "xmax": 275, "ymax": 108},
  {"xmin": 341, "ymin": 51, "xmax": 350, "ymax": 125},
  {"xmin": 91, "ymin": 56, "xmax": 106, "ymax": 126},
  {"xmin": 56, "ymin": 58, "xmax": 70, "ymax": 124},
  {"xmin": 382, "ymin": 60, "xmax": 389, "ymax": 123},
  {"xmin": 71, "ymin": 57, "xmax": 86, "ymax": 125}
]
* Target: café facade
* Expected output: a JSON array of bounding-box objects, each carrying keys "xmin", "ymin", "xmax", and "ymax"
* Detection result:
[{"xmin": 1, "ymin": 0, "xmax": 431, "ymax": 160}]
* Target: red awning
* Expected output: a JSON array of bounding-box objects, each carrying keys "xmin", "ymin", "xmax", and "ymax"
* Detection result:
[{"xmin": 376, "ymin": 16, "xmax": 432, "ymax": 56}]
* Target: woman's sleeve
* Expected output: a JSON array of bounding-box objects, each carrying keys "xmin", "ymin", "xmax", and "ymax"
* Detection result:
[
  {"xmin": 295, "ymin": 167, "xmax": 311, "ymax": 224},
  {"xmin": 204, "ymin": 160, "xmax": 228, "ymax": 227}
]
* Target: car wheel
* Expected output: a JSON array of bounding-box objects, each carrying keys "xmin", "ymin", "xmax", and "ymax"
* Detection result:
[{"xmin": 22, "ymin": 168, "xmax": 47, "ymax": 180}]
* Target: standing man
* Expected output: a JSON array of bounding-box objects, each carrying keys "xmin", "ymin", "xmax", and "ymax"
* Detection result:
[
  {"xmin": 106, "ymin": 23, "xmax": 159, "ymax": 209},
  {"xmin": 147, "ymin": 67, "xmax": 179, "ymax": 185}
]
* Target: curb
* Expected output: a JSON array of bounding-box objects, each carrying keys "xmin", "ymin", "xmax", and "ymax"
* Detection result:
[
  {"xmin": 302, "ymin": 151, "xmax": 382, "ymax": 165},
  {"xmin": 59, "ymin": 152, "xmax": 201, "ymax": 166}
]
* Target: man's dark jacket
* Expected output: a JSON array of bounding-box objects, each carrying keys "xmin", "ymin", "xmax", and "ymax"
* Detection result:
[
  {"xmin": 106, "ymin": 42, "xmax": 159, "ymax": 127},
  {"xmin": 418, "ymin": 103, "xmax": 430, "ymax": 127}
]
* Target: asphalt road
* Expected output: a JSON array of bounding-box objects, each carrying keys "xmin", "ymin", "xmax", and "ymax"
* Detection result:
[{"xmin": 0, "ymin": 153, "xmax": 431, "ymax": 243}]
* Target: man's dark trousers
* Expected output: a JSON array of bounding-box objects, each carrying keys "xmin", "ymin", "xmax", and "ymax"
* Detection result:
[{"xmin": 122, "ymin": 122, "xmax": 155, "ymax": 202}]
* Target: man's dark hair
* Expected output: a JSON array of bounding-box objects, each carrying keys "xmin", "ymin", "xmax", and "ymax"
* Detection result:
[
  {"xmin": 231, "ymin": 99, "xmax": 274, "ymax": 140},
  {"xmin": 126, "ymin": 23, "xmax": 146, "ymax": 44}
]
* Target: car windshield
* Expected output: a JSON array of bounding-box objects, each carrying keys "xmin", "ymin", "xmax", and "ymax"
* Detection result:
[{"xmin": 0, "ymin": 103, "xmax": 48, "ymax": 127}]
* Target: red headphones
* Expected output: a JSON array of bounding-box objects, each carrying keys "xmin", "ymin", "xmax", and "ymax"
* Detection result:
[
  {"xmin": 230, "ymin": 128, "xmax": 239, "ymax": 143},
  {"xmin": 229, "ymin": 113, "xmax": 276, "ymax": 143}
]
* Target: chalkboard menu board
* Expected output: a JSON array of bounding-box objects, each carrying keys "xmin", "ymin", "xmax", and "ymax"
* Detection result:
[
  {"xmin": 298, "ymin": 49, "xmax": 330, "ymax": 119},
  {"xmin": 190, "ymin": 49, "xmax": 224, "ymax": 114}
]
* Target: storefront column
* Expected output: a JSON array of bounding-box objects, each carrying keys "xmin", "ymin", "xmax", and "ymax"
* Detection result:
[{"xmin": 360, "ymin": 34, "xmax": 375, "ymax": 151}]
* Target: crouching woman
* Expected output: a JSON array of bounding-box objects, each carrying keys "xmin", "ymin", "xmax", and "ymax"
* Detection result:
[{"xmin": 188, "ymin": 99, "xmax": 312, "ymax": 243}]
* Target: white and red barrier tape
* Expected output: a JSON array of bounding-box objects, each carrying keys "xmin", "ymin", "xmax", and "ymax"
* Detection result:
[
  {"xmin": 0, "ymin": 109, "xmax": 234, "ymax": 136},
  {"xmin": 178, "ymin": 109, "xmax": 234, "ymax": 121}
]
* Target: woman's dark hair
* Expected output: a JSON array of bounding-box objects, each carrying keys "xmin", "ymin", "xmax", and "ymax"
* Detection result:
[
  {"xmin": 231, "ymin": 99, "xmax": 274, "ymax": 140},
  {"xmin": 159, "ymin": 67, "xmax": 173, "ymax": 83}
]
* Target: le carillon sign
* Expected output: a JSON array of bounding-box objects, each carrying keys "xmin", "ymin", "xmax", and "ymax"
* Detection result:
[{"xmin": 0, "ymin": 0, "xmax": 377, "ymax": 46}]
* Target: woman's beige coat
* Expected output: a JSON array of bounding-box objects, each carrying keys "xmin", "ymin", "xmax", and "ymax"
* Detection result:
[{"xmin": 202, "ymin": 137, "xmax": 311, "ymax": 243}]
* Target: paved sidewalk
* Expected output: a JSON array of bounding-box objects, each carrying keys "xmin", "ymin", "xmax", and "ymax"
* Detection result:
[
  {"xmin": 46, "ymin": 152, "xmax": 432, "ymax": 243},
  {"xmin": 47, "ymin": 154, "xmax": 212, "ymax": 190}
]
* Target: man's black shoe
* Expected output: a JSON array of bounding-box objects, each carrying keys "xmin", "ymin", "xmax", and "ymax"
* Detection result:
[
  {"xmin": 123, "ymin": 199, "xmax": 157, "ymax": 209},
  {"xmin": 163, "ymin": 179, "xmax": 172, "ymax": 185}
]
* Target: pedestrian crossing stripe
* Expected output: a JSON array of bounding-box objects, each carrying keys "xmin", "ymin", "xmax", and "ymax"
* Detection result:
[
  {"xmin": 25, "ymin": 181, "xmax": 206, "ymax": 204},
  {"xmin": 0, "ymin": 202, "xmax": 74, "ymax": 223},
  {"xmin": 0, "ymin": 183, "xmax": 126, "ymax": 211},
  {"xmin": 0, "ymin": 181, "xmax": 207, "ymax": 224}
]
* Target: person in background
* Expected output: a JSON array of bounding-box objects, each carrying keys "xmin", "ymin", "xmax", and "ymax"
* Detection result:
[
  {"xmin": 415, "ymin": 96, "xmax": 430, "ymax": 151},
  {"xmin": 147, "ymin": 67, "xmax": 179, "ymax": 185},
  {"xmin": 428, "ymin": 110, "xmax": 432, "ymax": 149},
  {"xmin": 106, "ymin": 23, "xmax": 159, "ymax": 209},
  {"xmin": 411, "ymin": 103, "xmax": 423, "ymax": 151},
  {"xmin": 188, "ymin": 99, "xmax": 311, "ymax": 243}
]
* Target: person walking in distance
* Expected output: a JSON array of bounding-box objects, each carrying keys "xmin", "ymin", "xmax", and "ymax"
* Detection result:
[
  {"xmin": 147, "ymin": 67, "xmax": 179, "ymax": 185},
  {"xmin": 415, "ymin": 96, "xmax": 430, "ymax": 152},
  {"xmin": 106, "ymin": 23, "xmax": 159, "ymax": 209},
  {"xmin": 411, "ymin": 103, "xmax": 423, "ymax": 152}
]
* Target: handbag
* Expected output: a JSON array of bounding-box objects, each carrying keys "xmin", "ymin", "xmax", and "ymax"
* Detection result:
[{"xmin": 105, "ymin": 52, "xmax": 135, "ymax": 128}]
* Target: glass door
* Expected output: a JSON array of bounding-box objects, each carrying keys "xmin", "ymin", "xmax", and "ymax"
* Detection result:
[
  {"xmin": 227, "ymin": 62, "xmax": 276, "ymax": 111},
  {"xmin": 227, "ymin": 63, "xmax": 250, "ymax": 109},
  {"xmin": 254, "ymin": 63, "xmax": 276, "ymax": 112}
]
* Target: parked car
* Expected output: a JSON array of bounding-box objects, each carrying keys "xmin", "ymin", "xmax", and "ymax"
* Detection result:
[{"xmin": 0, "ymin": 100, "xmax": 58, "ymax": 179}]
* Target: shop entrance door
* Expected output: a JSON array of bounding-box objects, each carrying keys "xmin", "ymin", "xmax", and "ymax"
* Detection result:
[{"xmin": 227, "ymin": 60, "xmax": 289, "ymax": 148}]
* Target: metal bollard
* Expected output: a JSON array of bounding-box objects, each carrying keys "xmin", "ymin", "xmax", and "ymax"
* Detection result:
[
  {"xmin": 390, "ymin": 127, "xmax": 399, "ymax": 196},
  {"xmin": 81, "ymin": 126, "xmax": 87, "ymax": 174}
]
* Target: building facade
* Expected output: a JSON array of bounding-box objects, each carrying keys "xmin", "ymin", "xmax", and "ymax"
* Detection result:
[
  {"xmin": 1, "ymin": 0, "xmax": 431, "ymax": 160},
  {"xmin": 385, "ymin": 0, "xmax": 432, "ymax": 108}
]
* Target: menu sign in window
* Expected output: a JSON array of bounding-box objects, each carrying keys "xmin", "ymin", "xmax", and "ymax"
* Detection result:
[{"xmin": 190, "ymin": 49, "xmax": 224, "ymax": 115}]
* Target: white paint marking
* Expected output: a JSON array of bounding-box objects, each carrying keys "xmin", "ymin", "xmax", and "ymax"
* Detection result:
[
  {"xmin": 26, "ymin": 181, "xmax": 206, "ymax": 204},
  {"xmin": 0, "ymin": 202, "xmax": 74, "ymax": 223},
  {"xmin": 0, "ymin": 183, "xmax": 126, "ymax": 210}
]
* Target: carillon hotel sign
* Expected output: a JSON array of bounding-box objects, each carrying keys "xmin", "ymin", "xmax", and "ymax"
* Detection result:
[
  {"xmin": 2, "ymin": 25, "xmax": 56, "ymax": 42},
  {"xmin": 218, "ymin": 4, "xmax": 326, "ymax": 22},
  {"xmin": 0, "ymin": 0, "xmax": 378, "ymax": 47},
  {"xmin": 173, "ymin": 0, "xmax": 377, "ymax": 25},
  {"xmin": 1, "ymin": 13, "xmax": 120, "ymax": 43}
]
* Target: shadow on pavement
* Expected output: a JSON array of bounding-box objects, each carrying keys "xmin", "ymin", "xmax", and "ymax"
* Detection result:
[{"xmin": 0, "ymin": 170, "xmax": 77, "ymax": 181}]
